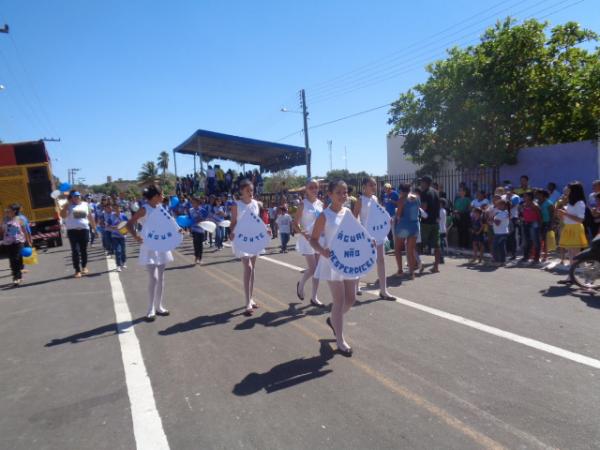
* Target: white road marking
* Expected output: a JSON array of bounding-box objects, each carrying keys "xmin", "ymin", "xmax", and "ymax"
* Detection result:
[
  {"xmin": 259, "ymin": 255, "xmax": 304, "ymax": 272},
  {"xmin": 106, "ymin": 257, "xmax": 170, "ymax": 450},
  {"xmin": 258, "ymin": 253, "xmax": 600, "ymax": 370},
  {"xmin": 222, "ymin": 242, "xmax": 305, "ymax": 272}
]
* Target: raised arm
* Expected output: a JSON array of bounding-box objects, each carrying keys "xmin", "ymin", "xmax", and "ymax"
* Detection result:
[{"xmin": 126, "ymin": 206, "xmax": 147, "ymax": 243}]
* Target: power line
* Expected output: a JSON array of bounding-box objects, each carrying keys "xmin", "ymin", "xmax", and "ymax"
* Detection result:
[
  {"xmin": 308, "ymin": 0, "xmax": 581, "ymax": 104},
  {"xmin": 0, "ymin": 46, "xmax": 50, "ymax": 137},
  {"xmin": 308, "ymin": 0, "xmax": 530, "ymax": 96},
  {"xmin": 277, "ymin": 103, "xmax": 391, "ymax": 142},
  {"xmin": 309, "ymin": 0, "xmax": 571, "ymax": 103},
  {"xmin": 7, "ymin": 32, "xmax": 60, "ymax": 138},
  {"xmin": 276, "ymin": 128, "xmax": 303, "ymax": 142},
  {"xmin": 309, "ymin": 104, "xmax": 391, "ymax": 131},
  {"xmin": 277, "ymin": 0, "xmax": 587, "ymax": 142}
]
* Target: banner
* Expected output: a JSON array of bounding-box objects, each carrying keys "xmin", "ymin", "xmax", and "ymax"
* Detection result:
[
  {"xmin": 329, "ymin": 211, "xmax": 376, "ymax": 278},
  {"xmin": 142, "ymin": 205, "xmax": 183, "ymax": 252},
  {"xmin": 232, "ymin": 210, "xmax": 269, "ymax": 255},
  {"xmin": 365, "ymin": 200, "xmax": 391, "ymax": 243}
]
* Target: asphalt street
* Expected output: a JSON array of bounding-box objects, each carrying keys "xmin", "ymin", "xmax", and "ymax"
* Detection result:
[{"xmin": 1, "ymin": 234, "xmax": 599, "ymax": 450}]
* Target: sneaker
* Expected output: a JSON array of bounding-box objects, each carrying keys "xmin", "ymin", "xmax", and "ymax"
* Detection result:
[
  {"xmin": 116, "ymin": 266, "xmax": 122, "ymax": 272},
  {"xmin": 82, "ymin": 267, "xmax": 89, "ymax": 275},
  {"xmin": 122, "ymin": 264, "xmax": 127, "ymax": 269},
  {"xmin": 74, "ymin": 272, "xmax": 82, "ymax": 279}
]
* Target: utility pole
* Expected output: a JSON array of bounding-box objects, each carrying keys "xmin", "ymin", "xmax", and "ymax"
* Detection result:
[
  {"xmin": 300, "ymin": 89, "xmax": 311, "ymax": 179},
  {"xmin": 327, "ymin": 140, "xmax": 332, "ymax": 172},
  {"xmin": 68, "ymin": 168, "xmax": 80, "ymax": 185}
]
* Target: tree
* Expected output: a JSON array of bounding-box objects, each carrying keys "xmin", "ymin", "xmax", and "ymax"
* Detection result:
[
  {"xmin": 325, "ymin": 169, "xmax": 371, "ymax": 180},
  {"xmin": 263, "ymin": 170, "xmax": 306, "ymax": 193},
  {"xmin": 157, "ymin": 151, "xmax": 169, "ymax": 180},
  {"xmin": 138, "ymin": 161, "xmax": 159, "ymax": 185},
  {"xmin": 89, "ymin": 182, "xmax": 119, "ymax": 196},
  {"xmin": 388, "ymin": 18, "xmax": 600, "ymax": 172}
]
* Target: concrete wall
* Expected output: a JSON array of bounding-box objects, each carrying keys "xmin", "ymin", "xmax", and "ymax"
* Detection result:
[
  {"xmin": 387, "ymin": 135, "xmax": 420, "ymax": 175},
  {"xmin": 499, "ymin": 140, "xmax": 599, "ymax": 191}
]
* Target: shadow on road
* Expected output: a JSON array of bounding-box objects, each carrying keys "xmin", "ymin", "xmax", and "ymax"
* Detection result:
[
  {"xmin": 158, "ymin": 307, "xmax": 246, "ymax": 335},
  {"xmin": 45, "ymin": 317, "xmax": 146, "ymax": 347},
  {"xmin": 233, "ymin": 339, "xmax": 335, "ymax": 395},
  {"xmin": 164, "ymin": 264, "xmax": 196, "ymax": 271},
  {"xmin": 234, "ymin": 302, "xmax": 330, "ymax": 331},
  {"xmin": 1, "ymin": 270, "xmax": 113, "ymax": 290},
  {"xmin": 539, "ymin": 285, "xmax": 600, "ymax": 309}
]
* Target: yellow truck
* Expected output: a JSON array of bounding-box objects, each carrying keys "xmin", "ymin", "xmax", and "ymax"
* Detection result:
[{"xmin": 0, "ymin": 140, "xmax": 62, "ymax": 247}]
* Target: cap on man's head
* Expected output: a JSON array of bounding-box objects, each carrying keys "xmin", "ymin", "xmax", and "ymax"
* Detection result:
[
  {"xmin": 421, "ymin": 175, "xmax": 433, "ymax": 184},
  {"xmin": 72, "ymin": 191, "xmax": 81, "ymax": 197}
]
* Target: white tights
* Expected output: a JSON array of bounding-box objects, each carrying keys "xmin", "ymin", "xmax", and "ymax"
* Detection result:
[
  {"xmin": 146, "ymin": 264, "xmax": 166, "ymax": 316},
  {"xmin": 327, "ymin": 279, "xmax": 357, "ymax": 351},
  {"xmin": 242, "ymin": 256, "xmax": 257, "ymax": 309},
  {"xmin": 299, "ymin": 254, "xmax": 320, "ymax": 301},
  {"xmin": 376, "ymin": 244, "xmax": 388, "ymax": 294}
]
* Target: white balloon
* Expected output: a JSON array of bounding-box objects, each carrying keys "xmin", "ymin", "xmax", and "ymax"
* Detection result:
[
  {"xmin": 199, "ymin": 221, "xmax": 216, "ymax": 234},
  {"xmin": 50, "ymin": 190, "xmax": 61, "ymax": 199}
]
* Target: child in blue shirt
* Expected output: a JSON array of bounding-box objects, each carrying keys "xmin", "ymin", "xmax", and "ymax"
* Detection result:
[
  {"xmin": 212, "ymin": 198, "xmax": 226, "ymax": 250},
  {"xmin": 107, "ymin": 204, "xmax": 128, "ymax": 271},
  {"xmin": 188, "ymin": 197, "xmax": 209, "ymax": 264}
]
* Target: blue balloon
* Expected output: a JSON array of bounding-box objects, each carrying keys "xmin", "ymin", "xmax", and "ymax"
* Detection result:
[
  {"xmin": 21, "ymin": 246, "xmax": 33, "ymax": 257},
  {"xmin": 58, "ymin": 182, "xmax": 71, "ymax": 192},
  {"xmin": 176, "ymin": 215, "xmax": 192, "ymax": 228},
  {"xmin": 170, "ymin": 196, "xmax": 180, "ymax": 208}
]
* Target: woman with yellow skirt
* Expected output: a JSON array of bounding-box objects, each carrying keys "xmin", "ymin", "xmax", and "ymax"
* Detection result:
[{"xmin": 557, "ymin": 182, "xmax": 588, "ymax": 286}]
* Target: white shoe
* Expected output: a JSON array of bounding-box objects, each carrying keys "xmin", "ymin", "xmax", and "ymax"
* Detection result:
[
  {"xmin": 116, "ymin": 266, "xmax": 122, "ymax": 272},
  {"xmin": 122, "ymin": 264, "xmax": 127, "ymax": 269}
]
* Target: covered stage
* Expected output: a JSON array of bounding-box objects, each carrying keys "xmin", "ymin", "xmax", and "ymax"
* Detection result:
[{"xmin": 172, "ymin": 129, "xmax": 307, "ymax": 174}]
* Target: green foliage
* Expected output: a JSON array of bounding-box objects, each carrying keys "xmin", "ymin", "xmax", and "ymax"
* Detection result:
[
  {"xmin": 126, "ymin": 185, "xmax": 141, "ymax": 199},
  {"xmin": 388, "ymin": 18, "xmax": 600, "ymax": 171},
  {"xmin": 263, "ymin": 170, "xmax": 307, "ymax": 193},
  {"xmin": 324, "ymin": 169, "xmax": 371, "ymax": 181},
  {"xmin": 157, "ymin": 151, "xmax": 170, "ymax": 178},
  {"xmin": 138, "ymin": 161, "xmax": 159, "ymax": 184},
  {"xmin": 89, "ymin": 182, "xmax": 120, "ymax": 196}
]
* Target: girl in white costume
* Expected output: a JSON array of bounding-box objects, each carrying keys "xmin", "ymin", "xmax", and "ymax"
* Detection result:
[
  {"xmin": 230, "ymin": 180, "xmax": 263, "ymax": 316},
  {"xmin": 294, "ymin": 179, "xmax": 325, "ymax": 307},
  {"xmin": 353, "ymin": 177, "xmax": 395, "ymax": 300},
  {"xmin": 127, "ymin": 185, "xmax": 173, "ymax": 322},
  {"xmin": 311, "ymin": 180, "xmax": 357, "ymax": 357}
]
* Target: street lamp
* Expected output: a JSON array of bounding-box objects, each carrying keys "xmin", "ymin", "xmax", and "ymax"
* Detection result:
[
  {"xmin": 280, "ymin": 88, "xmax": 311, "ymax": 179},
  {"xmin": 280, "ymin": 107, "xmax": 302, "ymax": 114}
]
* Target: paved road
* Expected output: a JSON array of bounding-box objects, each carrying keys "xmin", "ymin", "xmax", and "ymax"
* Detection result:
[{"xmin": 1, "ymin": 234, "xmax": 599, "ymax": 450}]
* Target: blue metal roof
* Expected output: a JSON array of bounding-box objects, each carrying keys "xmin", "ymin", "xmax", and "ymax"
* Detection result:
[{"xmin": 173, "ymin": 129, "xmax": 306, "ymax": 172}]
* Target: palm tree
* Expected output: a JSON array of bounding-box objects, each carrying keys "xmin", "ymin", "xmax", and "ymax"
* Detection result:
[
  {"xmin": 138, "ymin": 161, "xmax": 159, "ymax": 185},
  {"xmin": 157, "ymin": 151, "xmax": 169, "ymax": 180}
]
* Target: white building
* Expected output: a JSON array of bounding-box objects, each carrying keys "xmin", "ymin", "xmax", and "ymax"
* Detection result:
[{"xmin": 386, "ymin": 135, "xmax": 420, "ymax": 175}]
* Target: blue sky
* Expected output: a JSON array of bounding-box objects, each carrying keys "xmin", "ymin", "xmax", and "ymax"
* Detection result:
[{"xmin": 0, "ymin": 0, "xmax": 597, "ymax": 184}]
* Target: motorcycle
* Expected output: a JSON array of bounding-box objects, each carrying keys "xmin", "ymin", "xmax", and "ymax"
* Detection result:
[{"xmin": 569, "ymin": 235, "xmax": 600, "ymax": 289}]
